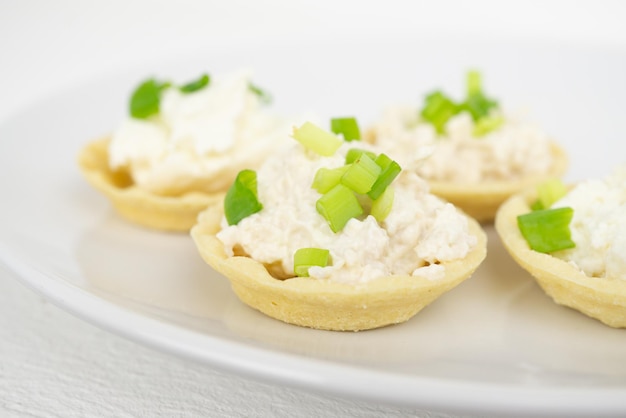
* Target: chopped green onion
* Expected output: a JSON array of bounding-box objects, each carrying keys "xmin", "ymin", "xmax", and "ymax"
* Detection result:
[
  {"xmin": 373, "ymin": 153, "xmax": 393, "ymax": 169},
  {"xmin": 316, "ymin": 184, "xmax": 363, "ymax": 232},
  {"xmin": 312, "ymin": 165, "xmax": 350, "ymax": 194},
  {"xmin": 530, "ymin": 200, "xmax": 545, "ymax": 211},
  {"xmin": 462, "ymin": 92, "xmax": 498, "ymax": 121},
  {"xmin": 473, "ymin": 114, "xmax": 504, "ymax": 136},
  {"xmin": 419, "ymin": 71, "xmax": 500, "ymax": 132},
  {"xmin": 331, "ymin": 117, "xmax": 361, "ymax": 142},
  {"xmin": 248, "ymin": 82, "xmax": 272, "ymax": 104},
  {"xmin": 466, "ymin": 70, "xmax": 482, "ymax": 96},
  {"xmin": 179, "ymin": 74, "xmax": 210, "ymax": 93},
  {"xmin": 293, "ymin": 248, "xmax": 330, "ymax": 277},
  {"xmin": 293, "ymin": 122, "xmax": 343, "ymax": 156},
  {"xmin": 420, "ymin": 91, "xmax": 458, "ymax": 134},
  {"xmin": 517, "ymin": 207, "xmax": 576, "ymax": 253},
  {"xmin": 236, "ymin": 169, "xmax": 259, "ymax": 198},
  {"xmin": 224, "ymin": 169, "xmax": 263, "ymax": 225},
  {"xmin": 129, "ymin": 78, "xmax": 171, "ymax": 119},
  {"xmin": 461, "ymin": 71, "xmax": 498, "ymax": 121},
  {"xmin": 371, "ymin": 186, "xmax": 394, "ymax": 222},
  {"xmin": 341, "ymin": 153, "xmax": 381, "ymax": 194},
  {"xmin": 368, "ymin": 154, "xmax": 402, "ymax": 200},
  {"xmin": 345, "ymin": 148, "xmax": 376, "ymax": 165},
  {"xmin": 533, "ymin": 179, "xmax": 568, "ymax": 211}
]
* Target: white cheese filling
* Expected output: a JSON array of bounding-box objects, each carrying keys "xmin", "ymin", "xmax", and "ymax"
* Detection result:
[
  {"xmin": 216, "ymin": 141, "xmax": 477, "ymax": 285},
  {"xmin": 371, "ymin": 105, "xmax": 554, "ymax": 182},
  {"xmin": 108, "ymin": 70, "xmax": 297, "ymax": 196},
  {"xmin": 552, "ymin": 165, "xmax": 626, "ymax": 281}
]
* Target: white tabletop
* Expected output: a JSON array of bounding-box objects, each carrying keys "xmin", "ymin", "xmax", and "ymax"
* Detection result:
[{"xmin": 2, "ymin": 2, "xmax": 626, "ymax": 417}]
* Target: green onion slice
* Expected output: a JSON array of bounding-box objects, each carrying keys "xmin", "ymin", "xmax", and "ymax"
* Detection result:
[
  {"xmin": 316, "ymin": 184, "xmax": 363, "ymax": 232},
  {"xmin": 224, "ymin": 169, "xmax": 263, "ymax": 225},
  {"xmin": 341, "ymin": 153, "xmax": 381, "ymax": 194},
  {"xmin": 462, "ymin": 92, "xmax": 498, "ymax": 121},
  {"xmin": 420, "ymin": 91, "xmax": 458, "ymax": 134},
  {"xmin": 530, "ymin": 200, "xmax": 545, "ymax": 211},
  {"xmin": 179, "ymin": 74, "xmax": 210, "ymax": 93},
  {"xmin": 129, "ymin": 78, "xmax": 171, "ymax": 119},
  {"xmin": 532, "ymin": 179, "xmax": 568, "ymax": 211},
  {"xmin": 466, "ymin": 70, "xmax": 482, "ymax": 96},
  {"xmin": 517, "ymin": 207, "xmax": 576, "ymax": 253},
  {"xmin": 248, "ymin": 82, "xmax": 272, "ymax": 104},
  {"xmin": 312, "ymin": 165, "xmax": 350, "ymax": 194},
  {"xmin": 419, "ymin": 71, "xmax": 500, "ymax": 133},
  {"xmin": 293, "ymin": 247, "xmax": 330, "ymax": 277},
  {"xmin": 331, "ymin": 117, "xmax": 361, "ymax": 142},
  {"xmin": 368, "ymin": 154, "xmax": 401, "ymax": 200},
  {"xmin": 371, "ymin": 186, "xmax": 395, "ymax": 222},
  {"xmin": 345, "ymin": 148, "xmax": 376, "ymax": 165},
  {"xmin": 473, "ymin": 114, "xmax": 504, "ymax": 137},
  {"xmin": 293, "ymin": 122, "xmax": 343, "ymax": 156},
  {"xmin": 461, "ymin": 71, "xmax": 498, "ymax": 121}
]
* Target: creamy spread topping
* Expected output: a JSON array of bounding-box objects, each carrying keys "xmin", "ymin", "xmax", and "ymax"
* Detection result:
[
  {"xmin": 109, "ymin": 70, "xmax": 297, "ymax": 196},
  {"xmin": 553, "ymin": 165, "xmax": 626, "ymax": 281},
  {"xmin": 372, "ymin": 105, "xmax": 554, "ymax": 182},
  {"xmin": 216, "ymin": 141, "xmax": 477, "ymax": 285}
]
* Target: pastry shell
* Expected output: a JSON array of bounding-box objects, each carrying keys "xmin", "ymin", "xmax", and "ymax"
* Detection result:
[
  {"xmin": 78, "ymin": 138, "xmax": 223, "ymax": 231},
  {"xmin": 495, "ymin": 187, "xmax": 626, "ymax": 328},
  {"xmin": 190, "ymin": 205, "xmax": 487, "ymax": 331}
]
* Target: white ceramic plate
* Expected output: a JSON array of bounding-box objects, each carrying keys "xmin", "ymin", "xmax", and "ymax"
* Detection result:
[{"xmin": 1, "ymin": 41, "xmax": 625, "ymax": 417}]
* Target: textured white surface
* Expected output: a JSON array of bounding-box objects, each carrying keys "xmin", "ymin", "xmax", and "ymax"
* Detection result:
[
  {"xmin": 0, "ymin": 265, "xmax": 447, "ymax": 418},
  {"xmin": 2, "ymin": 1, "xmax": 626, "ymax": 417}
]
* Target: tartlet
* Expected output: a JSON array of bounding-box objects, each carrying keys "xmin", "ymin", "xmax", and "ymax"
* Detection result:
[
  {"xmin": 366, "ymin": 71, "xmax": 568, "ymax": 222},
  {"xmin": 495, "ymin": 186, "xmax": 626, "ymax": 328},
  {"xmin": 78, "ymin": 137, "xmax": 222, "ymax": 231},
  {"xmin": 191, "ymin": 121, "xmax": 487, "ymax": 331},
  {"xmin": 78, "ymin": 70, "xmax": 295, "ymax": 231},
  {"xmin": 191, "ymin": 204, "xmax": 486, "ymax": 331}
]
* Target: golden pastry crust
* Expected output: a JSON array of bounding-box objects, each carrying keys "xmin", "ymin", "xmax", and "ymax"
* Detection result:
[
  {"xmin": 495, "ymin": 187, "xmax": 626, "ymax": 328},
  {"xmin": 190, "ymin": 205, "xmax": 487, "ymax": 331},
  {"xmin": 77, "ymin": 138, "xmax": 223, "ymax": 232}
]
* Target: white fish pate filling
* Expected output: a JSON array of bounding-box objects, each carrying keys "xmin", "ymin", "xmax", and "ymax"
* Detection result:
[
  {"xmin": 372, "ymin": 105, "xmax": 554, "ymax": 182},
  {"xmin": 108, "ymin": 70, "xmax": 296, "ymax": 196},
  {"xmin": 552, "ymin": 165, "xmax": 626, "ymax": 281},
  {"xmin": 216, "ymin": 142, "xmax": 477, "ymax": 285}
]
